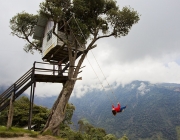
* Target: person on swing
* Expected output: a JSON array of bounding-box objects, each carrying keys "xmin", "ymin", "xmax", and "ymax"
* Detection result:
[{"xmin": 112, "ymin": 102, "xmax": 127, "ymax": 116}]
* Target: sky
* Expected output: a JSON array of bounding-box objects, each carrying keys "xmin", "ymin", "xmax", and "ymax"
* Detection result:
[{"xmin": 0, "ymin": 0, "xmax": 180, "ymax": 98}]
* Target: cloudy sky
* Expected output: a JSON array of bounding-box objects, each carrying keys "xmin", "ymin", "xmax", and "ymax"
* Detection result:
[{"xmin": 0, "ymin": 0, "xmax": 180, "ymax": 98}]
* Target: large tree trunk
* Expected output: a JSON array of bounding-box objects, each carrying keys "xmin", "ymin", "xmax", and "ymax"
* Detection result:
[
  {"xmin": 42, "ymin": 80, "xmax": 75, "ymax": 135},
  {"xmin": 41, "ymin": 31, "xmax": 95, "ymax": 135}
]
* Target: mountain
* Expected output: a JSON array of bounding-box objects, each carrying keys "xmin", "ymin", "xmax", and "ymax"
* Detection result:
[
  {"xmin": 69, "ymin": 81, "xmax": 180, "ymax": 140},
  {"xmin": 1, "ymin": 81, "xmax": 180, "ymax": 139}
]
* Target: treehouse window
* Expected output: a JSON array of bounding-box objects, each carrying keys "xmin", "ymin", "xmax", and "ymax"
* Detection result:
[{"xmin": 47, "ymin": 29, "xmax": 52, "ymax": 42}]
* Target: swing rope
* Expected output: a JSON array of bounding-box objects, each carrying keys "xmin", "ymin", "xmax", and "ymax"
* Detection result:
[
  {"xmin": 86, "ymin": 56, "xmax": 114, "ymax": 104},
  {"xmin": 90, "ymin": 50, "xmax": 118, "ymax": 103},
  {"xmin": 71, "ymin": 15, "xmax": 118, "ymax": 104}
]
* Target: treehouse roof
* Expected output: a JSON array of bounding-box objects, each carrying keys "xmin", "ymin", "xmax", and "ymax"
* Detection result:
[{"xmin": 33, "ymin": 16, "xmax": 48, "ymax": 40}]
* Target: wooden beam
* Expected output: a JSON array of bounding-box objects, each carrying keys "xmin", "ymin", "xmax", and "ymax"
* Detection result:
[{"xmin": 71, "ymin": 77, "xmax": 82, "ymax": 80}]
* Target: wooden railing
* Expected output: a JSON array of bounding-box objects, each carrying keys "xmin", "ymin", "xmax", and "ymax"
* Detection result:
[{"xmin": 0, "ymin": 61, "xmax": 69, "ymax": 112}]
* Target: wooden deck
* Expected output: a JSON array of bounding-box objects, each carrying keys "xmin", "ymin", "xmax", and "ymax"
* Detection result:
[
  {"xmin": 34, "ymin": 74, "xmax": 68, "ymax": 83},
  {"xmin": 42, "ymin": 45, "xmax": 69, "ymax": 63}
]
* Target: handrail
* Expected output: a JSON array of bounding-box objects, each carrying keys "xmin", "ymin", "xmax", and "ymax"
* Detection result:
[
  {"xmin": 0, "ymin": 68, "xmax": 32, "ymax": 98},
  {"xmin": 15, "ymin": 69, "xmax": 33, "ymax": 85},
  {"xmin": 0, "ymin": 61, "xmax": 70, "ymax": 112}
]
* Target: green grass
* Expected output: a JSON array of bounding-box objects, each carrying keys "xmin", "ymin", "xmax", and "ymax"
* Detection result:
[
  {"xmin": 0, "ymin": 125, "xmax": 38, "ymax": 138},
  {"xmin": 176, "ymin": 126, "xmax": 180, "ymax": 140},
  {"xmin": 0, "ymin": 126, "xmax": 65, "ymax": 139}
]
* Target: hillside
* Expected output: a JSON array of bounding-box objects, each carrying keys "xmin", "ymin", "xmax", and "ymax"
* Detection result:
[
  {"xmin": 0, "ymin": 135, "xmax": 58, "ymax": 140},
  {"xmin": 69, "ymin": 81, "xmax": 180, "ymax": 140},
  {"xmin": 1, "ymin": 81, "xmax": 180, "ymax": 140}
]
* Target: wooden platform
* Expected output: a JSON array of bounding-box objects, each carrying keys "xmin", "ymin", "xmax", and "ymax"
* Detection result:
[
  {"xmin": 34, "ymin": 74, "xmax": 68, "ymax": 83},
  {"xmin": 42, "ymin": 45, "xmax": 69, "ymax": 63}
]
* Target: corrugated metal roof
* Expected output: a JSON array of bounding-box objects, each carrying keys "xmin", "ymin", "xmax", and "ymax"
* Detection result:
[{"xmin": 33, "ymin": 16, "xmax": 48, "ymax": 40}]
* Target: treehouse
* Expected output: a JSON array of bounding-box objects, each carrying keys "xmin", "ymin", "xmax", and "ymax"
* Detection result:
[{"xmin": 33, "ymin": 16, "xmax": 86, "ymax": 63}]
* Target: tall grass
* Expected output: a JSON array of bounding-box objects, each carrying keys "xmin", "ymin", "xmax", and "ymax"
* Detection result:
[{"xmin": 0, "ymin": 125, "xmax": 38, "ymax": 138}]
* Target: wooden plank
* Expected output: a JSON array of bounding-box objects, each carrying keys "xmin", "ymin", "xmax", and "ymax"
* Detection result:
[
  {"xmin": 42, "ymin": 45, "xmax": 69, "ymax": 63},
  {"xmin": 34, "ymin": 74, "xmax": 68, "ymax": 83}
]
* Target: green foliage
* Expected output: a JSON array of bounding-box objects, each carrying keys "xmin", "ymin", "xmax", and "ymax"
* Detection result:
[
  {"xmin": 10, "ymin": 11, "xmax": 38, "ymax": 37},
  {"xmin": 64, "ymin": 103, "xmax": 75, "ymax": 125},
  {"xmin": 60, "ymin": 103, "xmax": 75, "ymax": 130},
  {"xmin": 9, "ymin": 11, "xmax": 41, "ymax": 54},
  {"xmin": 70, "ymin": 81, "xmax": 180, "ymax": 140},
  {"xmin": 0, "ymin": 94, "xmax": 129, "ymax": 140},
  {"xmin": 32, "ymin": 105, "xmax": 50, "ymax": 131},
  {"xmin": 59, "ymin": 118, "xmax": 124, "ymax": 140},
  {"xmin": 0, "ymin": 96, "xmax": 76, "ymax": 132},
  {"xmin": 72, "ymin": 0, "xmax": 140, "ymax": 41},
  {"xmin": 10, "ymin": 0, "xmax": 140, "ymax": 53},
  {"xmin": 60, "ymin": 127, "xmax": 84, "ymax": 140},
  {"xmin": 0, "ymin": 96, "xmax": 50, "ymax": 130},
  {"xmin": 42, "ymin": 129, "xmax": 53, "ymax": 136},
  {"xmin": 176, "ymin": 126, "xmax": 180, "ymax": 140},
  {"xmin": 0, "ymin": 126, "xmax": 38, "ymax": 138},
  {"xmin": 119, "ymin": 135, "xmax": 129, "ymax": 140},
  {"xmin": 0, "ymin": 132, "xmax": 24, "ymax": 138},
  {"xmin": 104, "ymin": 134, "xmax": 117, "ymax": 140},
  {"xmin": 77, "ymin": 118, "xmax": 107, "ymax": 140},
  {"xmin": 39, "ymin": 0, "xmax": 71, "ymax": 21}
]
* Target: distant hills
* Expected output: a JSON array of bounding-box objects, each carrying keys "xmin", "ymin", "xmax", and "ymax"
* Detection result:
[
  {"xmin": 69, "ymin": 81, "xmax": 180, "ymax": 140},
  {"xmin": 1, "ymin": 80, "xmax": 180, "ymax": 140}
]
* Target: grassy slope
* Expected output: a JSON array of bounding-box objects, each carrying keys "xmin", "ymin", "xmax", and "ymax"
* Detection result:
[{"xmin": 0, "ymin": 126, "xmax": 64, "ymax": 140}]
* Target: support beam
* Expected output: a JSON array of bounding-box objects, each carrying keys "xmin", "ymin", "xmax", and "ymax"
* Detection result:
[
  {"xmin": 70, "ymin": 77, "xmax": 82, "ymax": 80},
  {"xmin": 7, "ymin": 84, "xmax": 15, "ymax": 129},
  {"xmin": 28, "ymin": 82, "xmax": 36, "ymax": 130}
]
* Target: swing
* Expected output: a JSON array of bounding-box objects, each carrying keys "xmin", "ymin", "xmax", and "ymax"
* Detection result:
[{"xmin": 69, "ymin": 15, "xmax": 127, "ymax": 115}]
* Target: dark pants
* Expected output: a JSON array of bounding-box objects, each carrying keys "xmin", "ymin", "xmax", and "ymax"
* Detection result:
[{"xmin": 120, "ymin": 106, "xmax": 126, "ymax": 112}]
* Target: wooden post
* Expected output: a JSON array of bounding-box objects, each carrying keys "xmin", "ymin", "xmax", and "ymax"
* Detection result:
[
  {"xmin": 28, "ymin": 82, "xmax": 36, "ymax": 130},
  {"xmin": 53, "ymin": 65, "xmax": 55, "ymax": 75},
  {"xmin": 28, "ymin": 62, "xmax": 36, "ymax": 130},
  {"xmin": 7, "ymin": 84, "xmax": 15, "ymax": 129}
]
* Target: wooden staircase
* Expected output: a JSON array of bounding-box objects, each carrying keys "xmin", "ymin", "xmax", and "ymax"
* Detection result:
[{"xmin": 0, "ymin": 61, "xmax": 68, "ymax": 112}]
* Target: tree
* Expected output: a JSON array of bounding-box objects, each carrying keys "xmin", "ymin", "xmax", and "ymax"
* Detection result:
[
  {"xmin": 0, "ymin": 96, "xmax": 50, "ymax": 130},
  {"xmin": 119, "ymin": 135, "xmax": 129, "ymax": 140},
  {"xmin": 60, "ymin": 103, "xmax": 75, "ymax": 130},
  {"xmin": 10, "ymin": 12, "xmax": 41, "ymax": 54},
  {"xmin": 104, "ymin": 134, "xmax": 117, "ymax": 140},
  {"xmin": 10, "ymin": 0, "xmax": 140, "ymax": 136},
  {"xmin": 77, "ymin": 118, "xmax": 107, "ymax": 139}
]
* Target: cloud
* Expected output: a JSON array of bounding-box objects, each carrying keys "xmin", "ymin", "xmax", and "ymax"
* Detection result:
[
  {"xmin": 1, "ymin": 0, "xmax": 180, "ymax": 98},
  {"xmin": 137, "ymin": 82, "xmax": 150, "ymax": 95}
]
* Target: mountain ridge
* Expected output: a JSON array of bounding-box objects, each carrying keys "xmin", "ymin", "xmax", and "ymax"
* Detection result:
[
  {"xmin": 69, "ymin": 81, "xmax": 180, "ymax": 140},
  {"xmin": 1, "ymin": 80, "xmax": 180, "ymax": 139}
]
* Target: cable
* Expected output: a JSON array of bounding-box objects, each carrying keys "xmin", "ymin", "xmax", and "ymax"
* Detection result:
[
  {"xmin": 86, "ymin": 56, "xmax": 113, "ymax": 104},
  {"xmin": 72, "ymin": 15, "xmax": 118, "ymax": 103},
  {"xmin": 90, "ymin": 50, "xmax": 118, "ymax": 103}
]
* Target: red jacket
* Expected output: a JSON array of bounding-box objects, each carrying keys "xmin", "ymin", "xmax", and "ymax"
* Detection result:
[{"xmin": 112, "ymin": 103, "xmax": 121, "ymax": 112}]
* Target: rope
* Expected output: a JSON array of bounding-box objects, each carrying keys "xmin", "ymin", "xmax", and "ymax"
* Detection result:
[
  {"xmin": 67, "ymin": 22, "xmax": 82, "ymax": 48},
  {"xmin": 90, "ymin": 50, "xmax": 118, "ymax": 103},
  {"xmin": 71, "ymin": 15, "xmax": 118, "ymax": 104},
  {"xmin": 86, "ymin": 56, "xmax": 113, "ymax": 104},
  {"xmin": 72, "ymin": 15, "xmax": 87, "ymax": 40}
]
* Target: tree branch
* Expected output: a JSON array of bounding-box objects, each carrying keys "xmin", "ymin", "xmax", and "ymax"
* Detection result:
[
  {"xmin": 96, "ymin": 32, "xmax": 115, "ymax": 40},
  {"xmin": 21, "ymin": 27, "xmax": 42, "ymax": 53}
]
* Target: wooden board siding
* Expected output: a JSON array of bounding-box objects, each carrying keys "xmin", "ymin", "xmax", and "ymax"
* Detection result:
[
  {"xmin": 41, "ymin": 21, "xmax": 86, "ymax": 63},
  {"xmin": 42, "ymin": 45, "xmax": 69, "ymax": 62}
]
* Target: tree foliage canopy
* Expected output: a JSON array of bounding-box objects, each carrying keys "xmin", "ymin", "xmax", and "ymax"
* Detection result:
[
  {"xmin": 9, "ymin": 0, "xmax": 140, "ymax": 136},
  {"xmin": 10, "ymin": 0, "xmax": 140, "ymax": 53},
  {"xmin": 0, "ymin": 96, "xmax": 75, "ymax": 131},
  {"xmin": 9, "ymin": 12, "xmax": 42, "ymax": 54}
]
